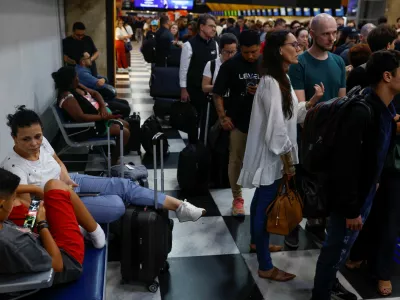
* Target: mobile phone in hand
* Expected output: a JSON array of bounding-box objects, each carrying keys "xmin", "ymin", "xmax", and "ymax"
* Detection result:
[{"xmin": 23, "ymin": 199, "xmax": 40, "ymax": 229}]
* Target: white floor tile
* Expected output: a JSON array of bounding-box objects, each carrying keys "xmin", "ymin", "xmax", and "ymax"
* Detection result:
[
  {"xmin": 168, "ymin": 216, "xmax": 240, "ymax": 258},
  {"xmin": 116, "ymin": 74, "xmax": 130, "ymax": 79},
  {"xmin": 147, "ymin": 168, "xmax": 179, "ymax": 191},
  {"xmin": 243, "ymin": 250, "xmax": 362, "ymax": 300},
  {"xmin": 116, "ymin": 88, "xmax": 132, "ymax": 94},
  {"xmin": 130, "ymin": 103, "xmax": 153, "ymax": 112},
  {"xmin": 178, "ymin": 130, "xmax": 188, "ymax": 140},
  {"xmin": 336, "ymin": 272, "xmax": 362, "ymax": 299},
  {"xmin": 210, "ymin": 188, "xmax": 255, "ymax": 216},
  {"xmin": 130, "ymin": 78, "xmax": 151, "ymax": 82},
  {"xmin": 167, "ymin": 139, "xmax": 186, "ymax": 153},
  {"xmin": 106, "ymin": 262, "xmax": 161, "ymax": 300}
]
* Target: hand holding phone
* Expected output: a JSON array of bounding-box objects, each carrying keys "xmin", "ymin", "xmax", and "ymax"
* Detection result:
[{"xmin": 23, "ymin": 200, "xmax": 40, "ymax": 229}]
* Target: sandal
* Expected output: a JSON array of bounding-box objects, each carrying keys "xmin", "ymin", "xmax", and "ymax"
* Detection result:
[
  {"xmin": 345, "ymin": 260, "xmax": 363, "ymax": 270},
  {"xmin": 378, "ymin": 280, "xmax": 392, "ymax": 297},
  {"xmin": 249, "ymin": 244, "xmax": 283, "ymax": 253},
  {"xmin": 258, "ymin": 267, "xmax": 296, "ymax": 282}
]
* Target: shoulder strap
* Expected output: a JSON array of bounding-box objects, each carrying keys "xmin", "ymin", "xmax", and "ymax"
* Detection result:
[
  {"xmin": 211, "ymin": 59, "xmax": 216, "ymax": 80},
  {"xmin": 215, "ymin": 41, "xmax": 219, "ymax": 57}
]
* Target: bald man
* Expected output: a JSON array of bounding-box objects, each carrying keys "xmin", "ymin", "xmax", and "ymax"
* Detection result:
[{"xmin": 289, "ymin": 13, "xmax": 346, "ymax": 103}]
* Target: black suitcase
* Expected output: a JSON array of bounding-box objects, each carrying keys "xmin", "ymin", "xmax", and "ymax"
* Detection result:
[
  {"xmin": 169, "ymin": 101, "xmax": 198, "ymax": 134},
  {"xmin": 177, "ymin": 102, "xmax": 211, "ymax": 192},
  {"xmin": 141, "ymin": 115, "xmax": 169, "ymax": 156},
  {"xmin": 150, "ymin": 67, "xmax": 180, "ymax": 98},
  {"xmin": 120, "ymin": 133, "xmax": 173, "ymax": 293},
  {"xmin": 153, "ymin": 97, "xmax": 177, "ymax": 119},
  {"xmin": 125, "ymin": 112, "xmax": 141, "ymax": 155}
]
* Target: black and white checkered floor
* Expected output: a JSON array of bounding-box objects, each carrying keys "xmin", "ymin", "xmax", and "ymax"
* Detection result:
[{"xmin": 59, "ymin": 46, "xmax": 400, "ymax": 300}]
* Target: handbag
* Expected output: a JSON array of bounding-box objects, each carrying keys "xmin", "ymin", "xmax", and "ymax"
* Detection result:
[
  {"xmin": 125, "ymin": 42, "xmax": 133, "ymax": 52},
  {"xmin": 266, "ymin": 176, "xmax": 303, "ymax": 236}
]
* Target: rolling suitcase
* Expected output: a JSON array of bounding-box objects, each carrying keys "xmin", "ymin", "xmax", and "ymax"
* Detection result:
[
  {"xmin": 120, "ymin": 132, "xmax": 173, "ymax": 293},
  {"xmin": 124, "ymin": 112, "xmax": 141, "ymax": 155},
  {"xmin": 177, "ymin": 102, "xmax": 211, "ymax": 192}
]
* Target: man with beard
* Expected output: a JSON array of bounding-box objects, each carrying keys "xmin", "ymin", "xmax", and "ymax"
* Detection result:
[
  {"xmin": 178, "ymin": 16, "xmax": 189, "ymax": 41},
  {"xmin": 286, "ymin": 12, "xmax": 346, "ymax": 251}
]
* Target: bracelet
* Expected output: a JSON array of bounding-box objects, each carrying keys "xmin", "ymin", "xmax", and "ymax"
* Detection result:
[
  {"xmin": 36, "ymin": 220, "xmax": 48, "ymax": 227},
  {"xmin": 37, "ymin": 222, "xmax": 49, "ymax": 233}
]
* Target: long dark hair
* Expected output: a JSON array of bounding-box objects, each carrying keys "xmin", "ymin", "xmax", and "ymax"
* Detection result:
[{"xmin": 262, "ymin": 30, "xmax": 293, "ymax": 119}]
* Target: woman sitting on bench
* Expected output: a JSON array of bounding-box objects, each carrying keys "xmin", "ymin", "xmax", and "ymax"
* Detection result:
[
  {"xmin": 1, "ymin": 106, "xmax": 205, "ymax": 225},
  {"xmin": 52, "ymin": 66, "xmax": 130, "ymax": 165},
  {"xmin": 0, "ymin": 169, "xmax": 103, "ymax": 284}
]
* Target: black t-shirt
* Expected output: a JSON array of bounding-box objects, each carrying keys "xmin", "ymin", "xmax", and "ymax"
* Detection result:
[
  {"xmin": 62, "ymin": 36, "xmax": 98, "ymax": 63},
  {"xmin": 213, "ymin": 54, "xmax": 261, "ymax": 133},
  {"xmin": 155, "ymin": 27, "xmax": 174, "ymax": 67}
]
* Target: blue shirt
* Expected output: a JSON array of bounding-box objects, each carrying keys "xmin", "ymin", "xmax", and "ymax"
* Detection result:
[
  {"xmin": 179, "ymin": 28, "xmax": 188, "ymax": 40},
  {"xmin": 75, "ymin": 65, "xmax": 99, "ymax": 90}
]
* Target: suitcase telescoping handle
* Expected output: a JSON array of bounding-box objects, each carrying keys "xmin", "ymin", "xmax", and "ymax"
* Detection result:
[
  {"xmin": 204, "ymin": 98, "xmax": 211, "ymax": 146},
  {"xmin": 107, "ymin": 119, "xmax": 124, "ymax": 178},
  {"xmin": 152, "ymin": 132, "xmax": 165, "ymax": 209}
]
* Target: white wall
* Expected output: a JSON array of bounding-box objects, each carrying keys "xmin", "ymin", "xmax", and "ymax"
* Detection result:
[{"xmin": 0, "ymin": 0, "xmax": 64, "ymax": 158}]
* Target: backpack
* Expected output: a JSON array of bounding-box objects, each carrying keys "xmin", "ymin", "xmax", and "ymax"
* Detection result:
[
  {"xmin": 301, "ymin": 86, "xmax": 372, "ymax": 175},
  {"xmin": 141, "ymin": 37, "xmax": 156, "ymax": 63}
]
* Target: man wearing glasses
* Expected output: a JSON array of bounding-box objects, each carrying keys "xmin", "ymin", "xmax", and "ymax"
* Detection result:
[
  {"xmin": 180, "ymin": 14, "xmax": 219, "ymax": 142},
  {"xmin": 63, "ymin": 22, "xmax": 100, "ymax": 77},
  {"xmin": 212, "ymin": 30, "xmax": 261, "ymax": 217}
]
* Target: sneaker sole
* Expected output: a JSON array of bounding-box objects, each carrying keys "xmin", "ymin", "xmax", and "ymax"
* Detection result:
[
  {"xmin": 284, "ymin": 239, "xmax": 299, "ymax": 248},
  {"xmin": 178, "ymin": 209, "xmax": 206, "ymax": 223}
]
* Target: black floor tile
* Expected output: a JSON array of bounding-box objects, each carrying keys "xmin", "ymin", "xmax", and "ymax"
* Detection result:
[
  {"xmin": 116, "ymin": 83, "xmax": 131, "ymax": 88},
  {"xmin": 164, "ymin": 190, "xmax": 221, "ymax": 217},
  {"xmin": 340, "ymin": 262, "xmax": 400, "ymax": 299},
  {"xmin": 159, "ymin": 255, "xmax": 263, "ymax": 300},
  {"xmin": 223, "ymin": 216, "xmax": 319, "ymax": 254},
  {"xmin": 116, "ymin": 77, "xmax": 130, "ymax": 81},
  {"xmin": 131, "ymin": 98, "xmax": 154, "ymax": 105},
  {"xmin": 163, "ymin": 128, "xmax": 182, "ymax": 139},
  {"xmin": 141, "ymin": 152, "xmax": 179, "ymax": 169}
]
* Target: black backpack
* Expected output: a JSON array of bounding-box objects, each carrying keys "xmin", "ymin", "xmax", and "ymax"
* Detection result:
[
  {"xmin": 301, "ymin": 86, "xmax": 372, "ymax": 175},
  {"xmin": 141, "ymin": 37, "xmax": 156, "ymax": 63},
  {"xmin": 140, "ymin": 116, "xmax": 169, "ymax": 156}
]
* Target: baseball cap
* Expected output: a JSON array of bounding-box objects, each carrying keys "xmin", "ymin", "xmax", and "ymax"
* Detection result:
[
  {"xmin": 341, "ymin": 26, "xmax": 358, "ymax": 38},
  {"xmin": 151, "ymin": 20, "xmax": 159, "ymax": 26}
]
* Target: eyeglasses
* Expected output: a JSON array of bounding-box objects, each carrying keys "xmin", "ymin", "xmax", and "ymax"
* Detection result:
[
  {"xmin": 222, "ymin": 49, "xmax": 237, "ymax": 55},
  {"xmin": 292, "ymin": 26, "xmax": 301, "ymax": 30},
  {"xmin": 284, "ymin": 41, "xmax": 301, "ymax": 49}
]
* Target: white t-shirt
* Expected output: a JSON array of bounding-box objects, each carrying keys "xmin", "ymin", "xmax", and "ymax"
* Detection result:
[
  {"xmin": 1, "ymin": 137, "xmax": 61, "ymax": 189},
  {"xmin": 124, "ymin": 25, "xmax": 133, "ymax": 42},
  {"xmin": 203, "ymin": 57, "xmax": 223, "ymax": 85},
  {"xmin": 115, "ymin": 27, "xmax": 128, "ymax": 41}
]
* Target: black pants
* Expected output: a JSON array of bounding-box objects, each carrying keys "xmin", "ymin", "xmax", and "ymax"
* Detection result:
[
  {"xmin": 349, "ymin": 171, "xmax": 400, "ymax": 280},
  {"xmin": 106, "ymin": 98, "xmax": 131, "ymax": 118}
]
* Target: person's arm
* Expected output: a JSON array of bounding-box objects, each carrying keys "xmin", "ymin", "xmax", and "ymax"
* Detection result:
[
  {"xmin": 76, "ymin": 69, "xmax": 100, "ymax": 90},
  {"xmin": 212, "ymin": 63, "xmax": 234, "ymax": 130},
  {"xmin": 338, "ymin": 56, "xmax": 347, "ymax": 97},
  {"xmin": 91, "ymin": 51, "xmax": 99, "ymax": 62},
  {"xmin": 179, "ymin": 42, "xmax": 193, "ymax": 101},
  {"xmin": 64, "ymin": 55, "xmax": 77, "ymax": 65},
  {"xmin": 16, "ymin": 185, "xmax": 44, "ymax": 199},
  {"xmin": 36, "ymin": 201, "xmax": 64, "ymax": 272},
  {"xmin": 202, "ymin": 61, "xmax": 213, "ymax": 93},
  {"xmin": 52, "ymin": 153, "xmax": 77, "ymax": 186}
]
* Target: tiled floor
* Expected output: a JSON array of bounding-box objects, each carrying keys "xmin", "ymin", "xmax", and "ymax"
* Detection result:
[{"xmin": 58, "ymin": 46, "xmax": 400, "ymax": 299}]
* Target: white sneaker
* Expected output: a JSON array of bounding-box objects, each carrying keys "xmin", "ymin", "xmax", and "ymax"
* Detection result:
[
  {"xmin": 117, "ymin": 68, "xmax": 125, "ymax": 73},
  {"xmin": 175, "ymin": 200, "xmax": 206, "ymax": 223},
  {"xmin": 128, "ymin": 67, "xmax": 133, "ymax": 71}
]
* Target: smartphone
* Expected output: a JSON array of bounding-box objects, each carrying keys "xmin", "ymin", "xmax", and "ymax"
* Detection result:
[{"xmin": 23, "ymin": 200, "xmax": 40, "ymax": 229}]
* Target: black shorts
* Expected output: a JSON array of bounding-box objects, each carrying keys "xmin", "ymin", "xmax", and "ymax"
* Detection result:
[{"xmin": 53, "ymin": 249, "xmax": 83, "ymax": 285}]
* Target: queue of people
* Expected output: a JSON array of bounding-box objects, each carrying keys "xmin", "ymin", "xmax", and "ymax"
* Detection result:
[{"xmin": 2, "ymin": 10, "xmax": 400, "ymax": 300}]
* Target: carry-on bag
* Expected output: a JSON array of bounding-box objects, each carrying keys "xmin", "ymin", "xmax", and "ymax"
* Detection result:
[
  {"xmin": 149, "ymin": 67, "xmax": 180, "ymax": 98},
  {"xmin": 177, "ymin": 101, "xmax": 211, "ymax": 192},
  {"xmin": 120, "ymin": 132, "xmax": 173, "ymax": 293},
  {"xmin": 124, "ymin": 112, "xmax": 141, "ymax": 155},
  {"xmin": 140, "ymin": 115, "xmax": 169, "ymax": 156},
  {"xmin": 153, "ymin": 97, "xmax": 177, "ymax": 119}
]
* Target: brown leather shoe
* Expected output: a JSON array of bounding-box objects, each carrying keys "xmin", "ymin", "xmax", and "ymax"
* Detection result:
[
  {"xmin": 249, "ymin": 244, "xmax": 283, "ymax": 253},
  {"xmin": 258, "ymin": 267, "xmax": 296, "ymax": 282}
]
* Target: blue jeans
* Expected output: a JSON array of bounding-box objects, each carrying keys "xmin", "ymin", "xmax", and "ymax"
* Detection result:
[
  {"xmin": 69, "ymin": 174, "xmax": 166, "ymax": 224},
  {"xmin": 250, "ymin": 180, "xmax": 281, "ymax": 271},
  {"xmin": 312, "ymin": 187, "xmax": 375, "ymax": 300}
]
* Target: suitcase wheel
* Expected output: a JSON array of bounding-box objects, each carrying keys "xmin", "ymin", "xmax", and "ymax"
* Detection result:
[
  {"xmin": 160, "ymin": 261, "xmax": 170, "ymax": 273},
  {"xmin": 148, "ymin": 281, "xmax": 159, "ymax": 293}
]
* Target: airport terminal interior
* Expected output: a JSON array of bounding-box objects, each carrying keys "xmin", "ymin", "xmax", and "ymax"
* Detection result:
[{"xmin": 2, "ymin": 0, "xmax": 400, "ymax": 299}]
